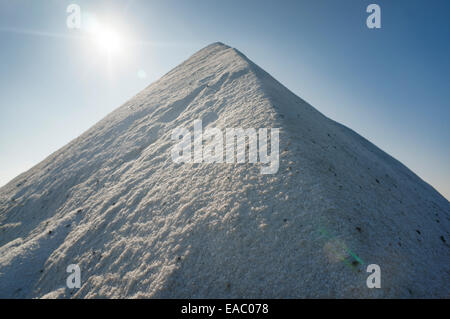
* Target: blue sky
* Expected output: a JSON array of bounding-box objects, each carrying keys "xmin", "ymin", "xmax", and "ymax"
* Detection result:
[{"xmin": 0, "ymin": 0, "xmax": 449, "ymax": 199}]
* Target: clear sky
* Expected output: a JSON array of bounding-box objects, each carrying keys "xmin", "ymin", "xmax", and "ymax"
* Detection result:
[{"xmin": 0, "ymin": 0, "xmax": 449, "ymax": 200}]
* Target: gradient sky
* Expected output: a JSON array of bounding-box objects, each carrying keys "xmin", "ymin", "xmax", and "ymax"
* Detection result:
[{"xmin": 0, "ymin": 0, "xmax": 449, "ymax": 199}]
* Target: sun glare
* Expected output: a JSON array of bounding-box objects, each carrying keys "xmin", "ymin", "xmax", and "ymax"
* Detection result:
[
  {"xmin": 80, "ymin": 13, "xmax": 134, "ymax": 76},
  {"xmin": 83, "ymin": 15, "xmax": 123, "ymax": 56},
  {"xmin": 92, "ymin": 26, "xmax": 122, "ymax": 55}
]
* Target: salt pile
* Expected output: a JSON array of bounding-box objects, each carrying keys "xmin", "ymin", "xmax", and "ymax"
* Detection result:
[{"xmin": 0, "ymin": 42, "xmax": 448, "ymax": 298}]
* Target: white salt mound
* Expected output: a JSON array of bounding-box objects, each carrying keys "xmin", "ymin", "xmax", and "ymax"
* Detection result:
[{"xmin": 0, "ymin": 42, "xmax": 448, "ymax": 298}]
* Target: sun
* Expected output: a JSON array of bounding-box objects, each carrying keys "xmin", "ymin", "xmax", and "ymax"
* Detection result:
[
  {"xmin": 83, "ymin": 15, "xmax": 123, "ymax": 56},
  {"xmin": 92, "ymin": 26, "xmax": 122, "ymax": 55}
]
